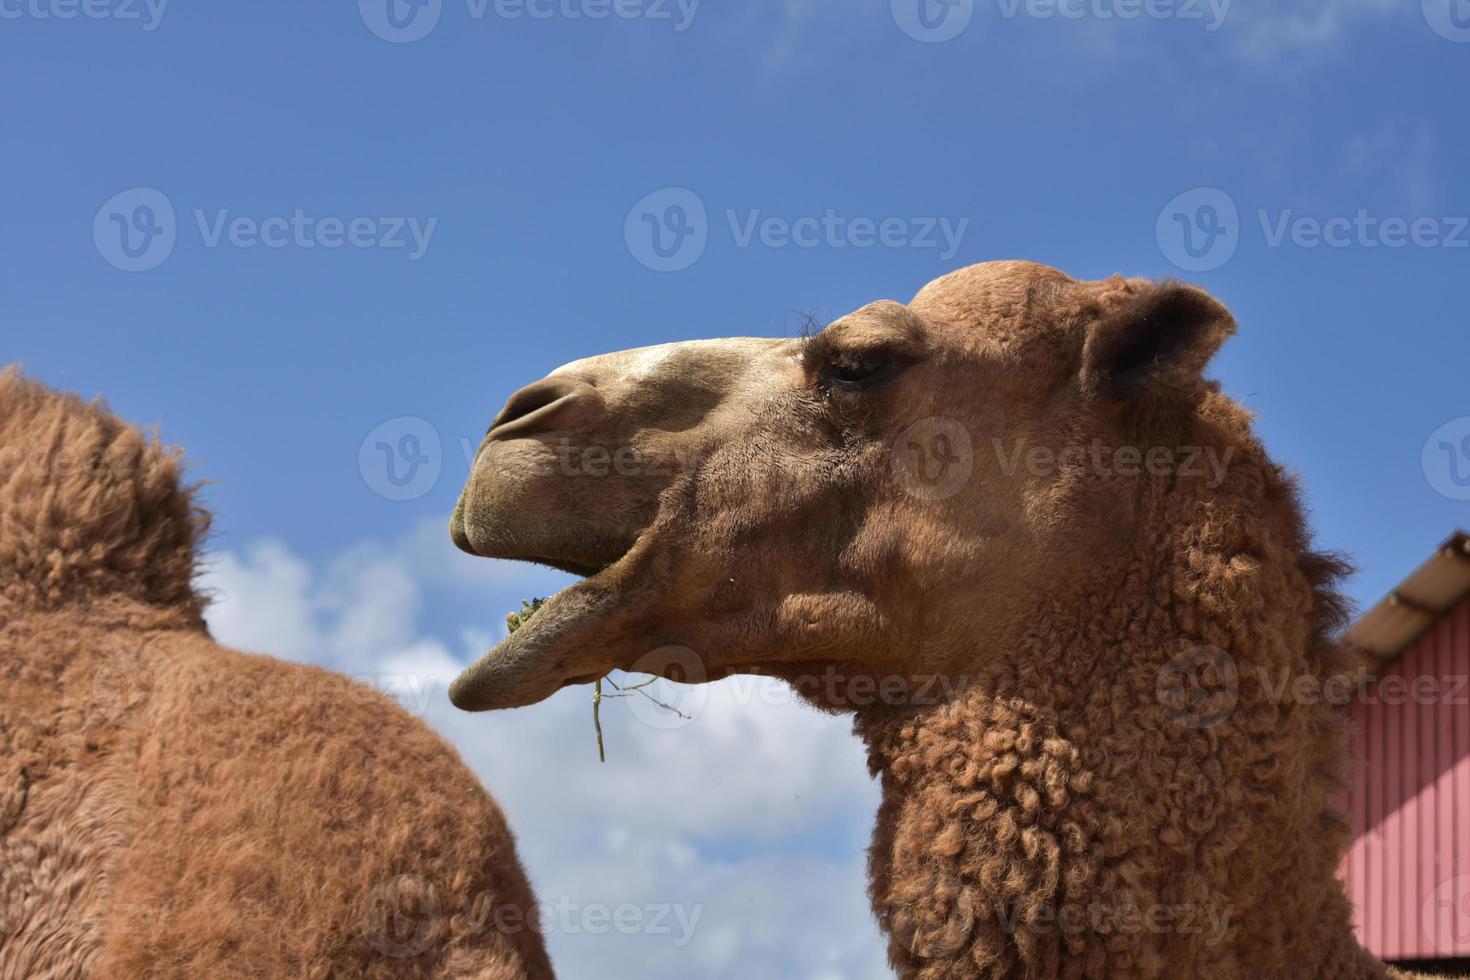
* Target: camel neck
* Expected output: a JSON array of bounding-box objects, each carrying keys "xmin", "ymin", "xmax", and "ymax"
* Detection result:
[{"xmin": 851, "ymin": 603, "xmax": 1382, "ymax": 979}]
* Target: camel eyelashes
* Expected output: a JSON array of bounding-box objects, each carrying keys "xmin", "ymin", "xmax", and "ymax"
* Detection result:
[
  {"xmin": 802, "ymin": 334, "xmax": 909, "ymax": 392},
  {"xmin": 826, "ymin": 351, "xmax": 897, "ymax": 388}
]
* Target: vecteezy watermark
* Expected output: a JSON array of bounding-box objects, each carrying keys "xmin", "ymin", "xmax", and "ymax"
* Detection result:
[
  {"xmin": 1156, "ymin": 187, "xmax": 1240, "ymax": 273},
  {"xmin": 624, "ymin": 188, "xmax": 709, "ymax": 272},
  {"xmin": 891, "ymin": 875, "xmax": 1234, "ymax": 959},
  {"xmin": 891, "ymin": 417, "xmax": 975, "ymax": 502},
  {"xmin": 992, "ymin": 894, "xmax": 1235, "ymax": 946},
  {"xmin": 889, "ymin": 424, "xmax": 1237, "ymax": 503},
  {"xmin": 1255, "ymin": 667, "xmax": 1469, "ymax": 710},
  {"xmin": 0, "ymin": 436, "xmax": 175, "ymax": 484},
  {"xmin": 1421, "ymin": 874, "xmax": 1470, "ymax": 955},
  {"xmin": 0, "ymin": 0, "xmax": 167, "ymax": 30},
  {"xmin": 1156, "ymin": 644, "xmax": 1238, "ymax": 729},
  {"xmin": 359, "ymin": 417, "xmax": 443, "ymax": 501},
  {"xmin": 362, "ymin": 875, "xmax": 443, "ymax": 958},
  {"xmin": 93, "ymin": 188, "xmax": 177, "ymax": 272},
  {"xmin": 993, "ymin": 437, "xmax": 1236, "ymax": 488},
  {"xmin": 1422, "ymin": 417, "xmax": 1470, "ymax": 501},
  {"xmin": 891, "ymin": 0, "xmax": 975, "ymax": 42},
  {"xmin": 361, "ymin": 875, "xmax": 703, "ymax": 958},
  {"xmin": 194, "ymin": 210, "xmax": 438, "ymax": 260},
  {"xmin": 1422, "ymin": 0, "xmax": 1470, "ymax": 42},
  {"xmin": 1158, "ymin": 186, "xmax": 1470, "ymax": 272},
  {"xmin": 548, "ymin": 439, "xmax": 683, "ymax": 478},
  {"xmin": 614, "ymin": 663, "xmax": 974, "ymax": 727},
  {"xmin": 539, "ymin": 895, "xmax": 703, "ymax": 946},
  {"xmin": 538, "ymin": 431, "xmax": 1233, "ymax": 499},
  {"xmin": 359, "ymin": 0, "xmax": 442, "ymax": 43},
  {"xmin": 726, "ymin": 210, "xmax": 969, "ymax": 260},
  {"xmin": 359, "ymin": 0, "xmax": 698, "ymax": 43},
  {"xmin": 890, "ymin": 871, "xmax": 976, "ymax": 958},
  {"xmin": 364, "ymin": 422, "xmax": 681, "ymax": 505},
  {"xmin": 93, "ymin": 187, "xmax": 438, "ymax": 272},
  {"xmin": 624, "ymin": 187, "xmax": 971, "ymax": 272},
  {"xmin": 996, "ymin": 0, "xmax": 1228, "ymax": 28},
  {"xmin": 1257, "ymin": 210, "xmax": 1470, "ymax": 251},
  {"xmin": 890, "ymin": 0, "xmax": 1228, "ymax": 43},
  {"xmin": 619, "ymin": 646, "xmax": 709, "ymax": 730}
]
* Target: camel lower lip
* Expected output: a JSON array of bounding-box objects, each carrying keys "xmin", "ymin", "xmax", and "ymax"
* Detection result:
[
  {"xmin": 562, "ymin": 672, "xmax": 603, "ymax": 688},
  {"xmin": 449, "ymin": 542, "xmax": 642, "ymax": 712}
]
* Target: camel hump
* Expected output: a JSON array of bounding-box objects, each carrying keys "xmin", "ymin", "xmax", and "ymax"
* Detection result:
[
  {"xmin": 93, "ymin": 635, "xmax": 555, "ymax": 978},
  {"xmin": 0, "ymin": 366, "xmax": 207, "ymax": 621}
]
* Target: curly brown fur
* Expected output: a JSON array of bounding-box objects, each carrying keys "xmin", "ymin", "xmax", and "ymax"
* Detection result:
[
  {"xmin": 856, "ymin": 269, "xmax": 1381, "ymax": 979},
  {"xmin": 0, "ymin": 369, "xmax": 553, "ymax": 979},
  {"xmin": 447, "ymin": 260, "xmax": 1413, "ymax": 979},
  {"xmin": 856, "ymin": 410, "xmax": 1369, "ymax": 979}
]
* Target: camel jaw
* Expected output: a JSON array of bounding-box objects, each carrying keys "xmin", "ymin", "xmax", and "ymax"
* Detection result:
[
  {"xmin": 449, "ymin": 578, "xmax": 608, "ymax": 710},
  {"xmin": 448, "ymin": 536, "xmax": 657, "ymax": 711}
]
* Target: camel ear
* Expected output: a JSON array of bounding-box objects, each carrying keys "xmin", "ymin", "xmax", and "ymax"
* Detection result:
[{"xmin": 1080, "ymin": 282, "xmax": 1235, "ymax": 401}]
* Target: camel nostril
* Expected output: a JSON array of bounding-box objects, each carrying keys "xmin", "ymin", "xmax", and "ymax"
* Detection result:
[{"xmin": 487, "ymin": 377, "xmax": 592, "ymax": 441}]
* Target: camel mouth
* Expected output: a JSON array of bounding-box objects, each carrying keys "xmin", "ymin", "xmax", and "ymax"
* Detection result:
[
  {"xmin": 446, "ymin": 437, "xmax": 666, "ymax": 712},
  {"xmin": 448, "ymin": 537, "xmax": 648, "ymax": 712}
]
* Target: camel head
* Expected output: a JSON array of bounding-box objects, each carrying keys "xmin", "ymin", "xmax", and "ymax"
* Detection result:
[{"xmin": 448, "ymin": 260, "xmax": 1236, "ymax": 714}]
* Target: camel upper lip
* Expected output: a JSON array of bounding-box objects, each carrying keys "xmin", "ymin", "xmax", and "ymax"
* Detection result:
[
  {"xmin": 450, "ymin": 497, "xmax": 476, "ymax": 554},
  {"xmin": 450, "ymin": 492, "xmax": 629, "ymax": 578}
]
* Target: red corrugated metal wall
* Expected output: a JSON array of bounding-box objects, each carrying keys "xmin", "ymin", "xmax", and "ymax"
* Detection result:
[{"xmin": 1342, "ymin": 596, "xmax": 1470, "ymax": 961}]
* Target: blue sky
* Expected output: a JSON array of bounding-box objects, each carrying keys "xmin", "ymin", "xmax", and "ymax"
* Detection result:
[{"xmin": 6, "ymin": 1, "xmax": 1469, "ymax": 976}]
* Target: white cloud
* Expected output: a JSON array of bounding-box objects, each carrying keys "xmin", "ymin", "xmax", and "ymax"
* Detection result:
[
  {"xmin": 201, "ymin": 516, "xmax": 889, "ymax": 980},
  {"xmin": 743, "ymin": 0, "xmax": 1405, "ymax": 67},
  {"xmin": 202, "ymin": 541, "xmax": 323, "ymax": 662},
  {"xmin": 1225, "ymin": 0, "xmax": 1402, "ymax": 62}
]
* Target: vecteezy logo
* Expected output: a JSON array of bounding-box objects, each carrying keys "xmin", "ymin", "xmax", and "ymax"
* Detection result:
[
  {"xmin": 1156, "ymin": 188, "xmax": 1240, "ymax": 273},
  {"xmin": 1423, "ymin": 0, "xmax": 1470, "ymax": 42},
  {"xmin": 624, "ymin": 188, "xmax": 708, "ymax": 272},
  {"xmin": 889, "ymin": 872, "xmax": 976, "ymax": 958},
  {"xmin": 90, "ymin": 650, "xmax": 153, "ymax": 723},
  {"xmin": 1423, "ymin": 417, "xmax": 1470, "ymax": 500},
  {"xmin": 93, "ymin": 188, "xmax": 176, "ymax": 272},
  {"xmin": 1156, "ymin": 644, "xmax": 1238, "ymax": 729},
  {"xmin": 361, "ymin": 875, "xmax": 443, "ymax": 958},
  {"xmin": 360, "ymin": 0, "xmax": 442, "ymax": 43},
  {"xmin": 1421, "ymin": 874, "xmax": 1470, "ymax": 954},
  {"xmin": 358, "ymin": 417, "xmax": 442, "ymax": 501},
  {"xmin": 891, "ymin": 417, "xmax": 973, "ymax": 501},
  {"xmin": 891, "ymin": 0, "xmax": 974, "ymax": 42},
  {"xmin": 622, "ymin": 646, "xmax": 708, "ymax": 731}
]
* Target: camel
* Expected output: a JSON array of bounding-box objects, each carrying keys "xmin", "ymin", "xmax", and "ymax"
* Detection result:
[
  {"xmin": 448, "ymin": 261, "xmax": 1419, "ymax": 979},
  {"xmin": 0, "ymin": 369, "xmax": 553, "ymax": 980}
]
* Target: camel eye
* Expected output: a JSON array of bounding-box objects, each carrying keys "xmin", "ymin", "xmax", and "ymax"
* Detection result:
[{"xmin": 826, "ymin": 352, "xmax": 894, "ymax": 389}]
